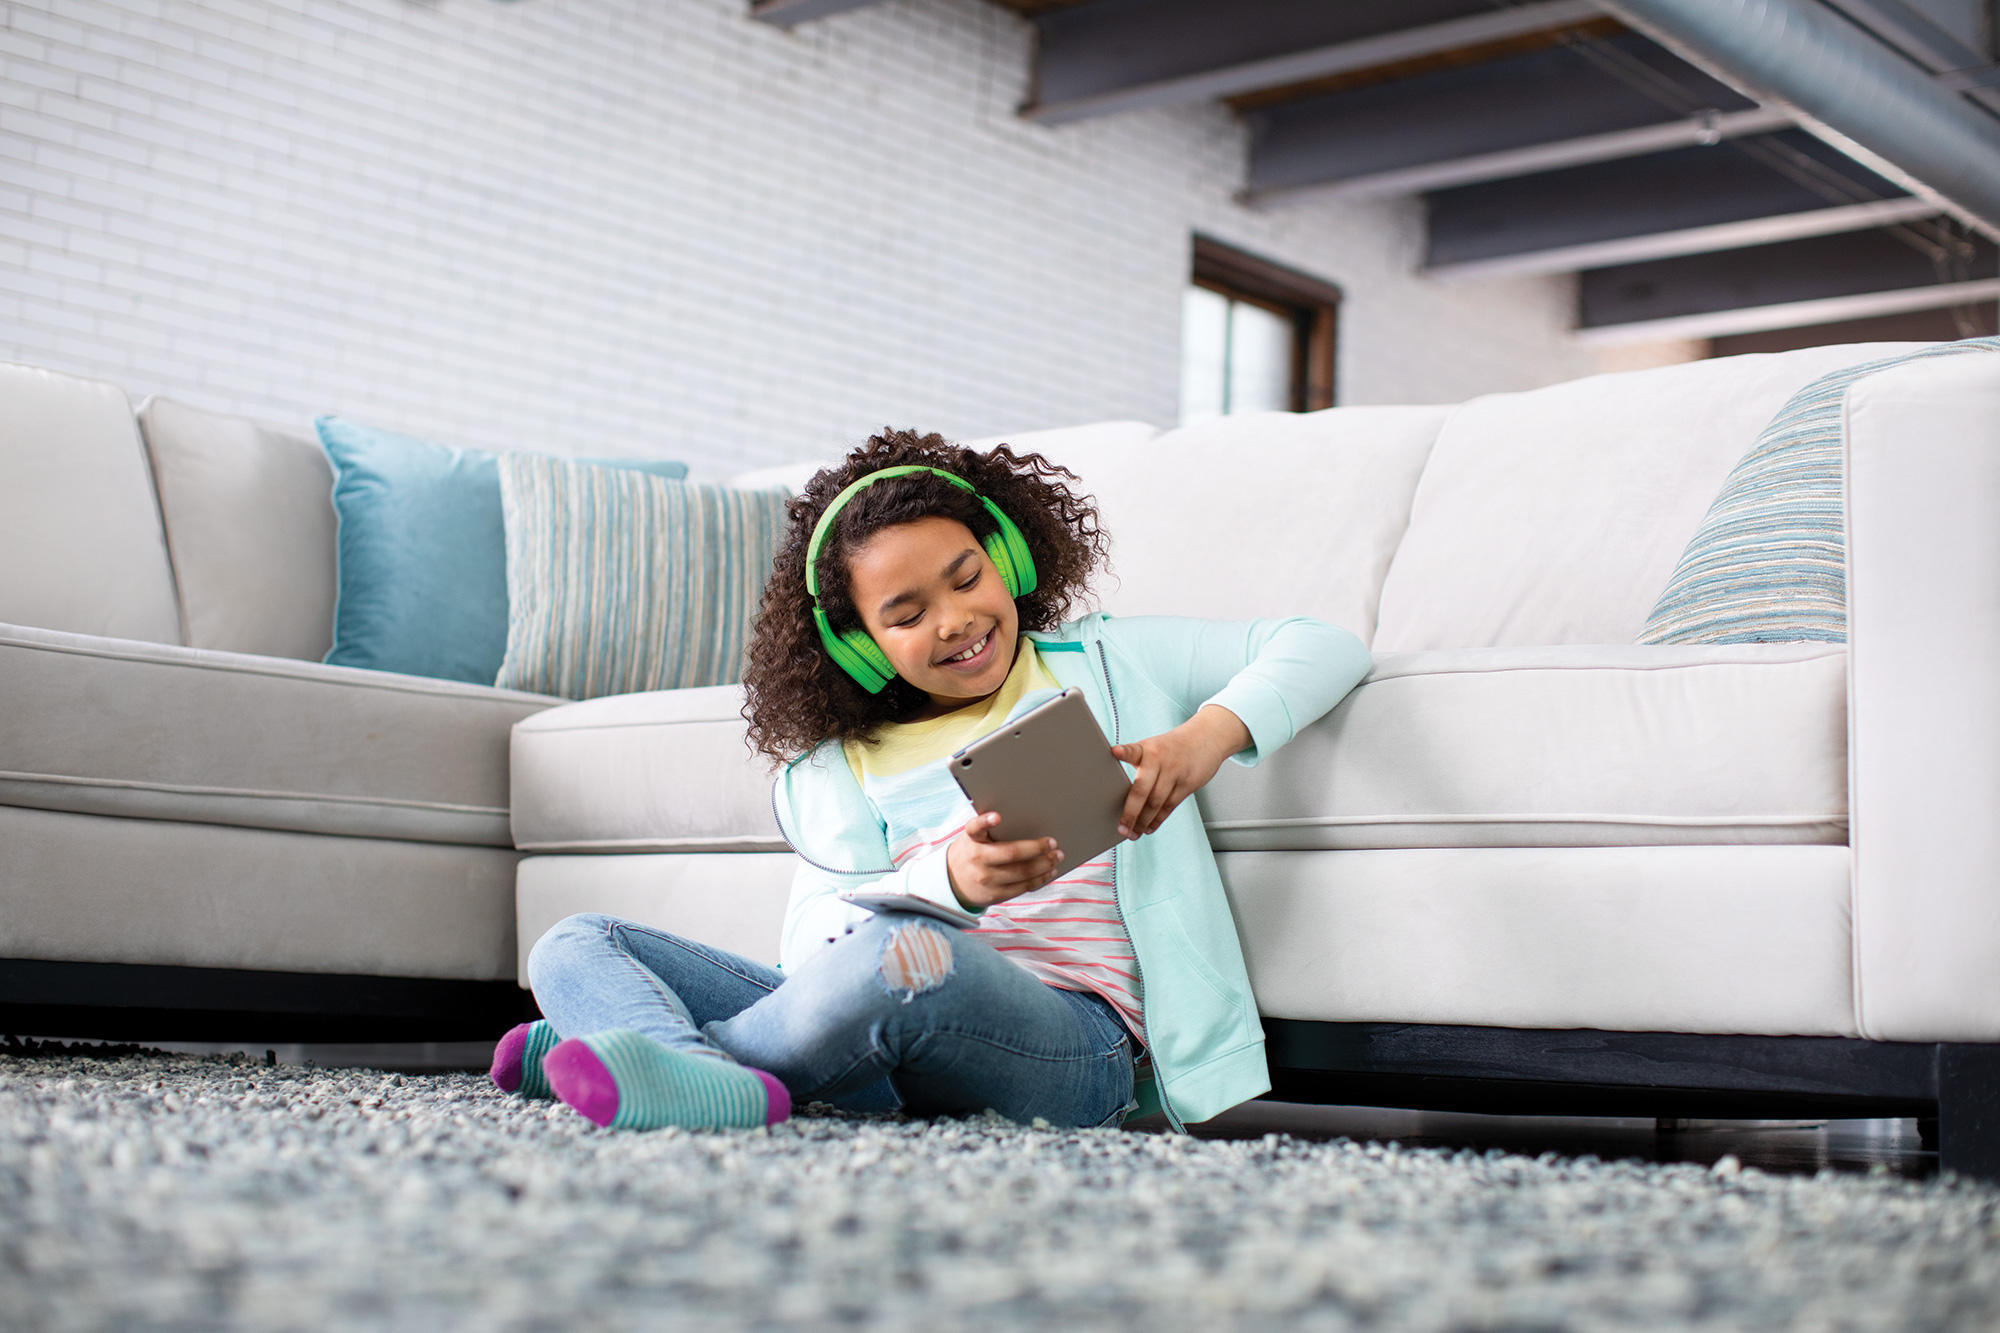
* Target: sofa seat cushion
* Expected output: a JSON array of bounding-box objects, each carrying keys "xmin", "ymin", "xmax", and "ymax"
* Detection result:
[
  {"xmin": 1200, "ymin": 641, "xmax": 1846, "ymax": 850},
  {"xmin": 510, "ymin": 642, "xmax": 1845, "ymax": 854},
  {"xmin": 510, "ymin": 684, "xmax": 780, "ymax": 852},
  {"xmin": 0, "ymin": 623, "xmax": 556, "ymax": 846}
]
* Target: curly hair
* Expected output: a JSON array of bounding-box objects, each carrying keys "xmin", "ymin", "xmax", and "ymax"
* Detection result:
[{"xmin": 741, "ymin": 428, "xmax": 1110, "ymax": 764}]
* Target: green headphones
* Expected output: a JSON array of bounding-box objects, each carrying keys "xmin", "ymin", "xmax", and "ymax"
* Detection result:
[{"xmin": 805, "ymin": 465, "xmax": 1039, "ymax": 693}]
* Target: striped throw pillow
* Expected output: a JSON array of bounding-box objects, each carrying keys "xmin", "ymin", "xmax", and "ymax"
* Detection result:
[
  {"xmin": 495, "ymin": 453, "xmax": 791, "ymax": 699},
  {"xmin": 1639, "ymin": 336, "xmax": 2000, "ymax": 645}
]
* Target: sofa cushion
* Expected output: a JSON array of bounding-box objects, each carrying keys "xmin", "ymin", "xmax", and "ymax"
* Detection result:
[
  {"xmin": 1197, "ymin": 642, "xmax": 1846, "ymax": 849},
  {"xmin": 510, "ymin": 685, "xmax": 779, "ymax": 852},
  {"xmin": 509, "ymin": 844, "xmax": 1858, "ymax": 1035},
  {"xmin": 1371, "ymin": 343, "xmax": 1926, "ymax": 650},
  {"xmin": 1640, "ymin": 336, "xmax": 2000, "ymax": 645},
  {"xmin": 508, "ymin": 642, "xmax": 1845, "ymax": 854},
  {"xmin": 516, "ymin": 853, "xmax": 796, "ymax": 977},
  {"xmin": 0, "ymin": 623, "xmax": 556, "ymax": 846},
  {"xmin": 1030, "ymin": 407, "xmax": 1446, "ymax": 642},
  {"xmin": 4, "ymin": 804, "xmax": 522, "ymax": 982},
  {"xmin": 316, "ymin": 416, "xmax": 689, "ymax": 685},
  {"xmin": 725, "ymin": 421, "xmax": 1163, "ymax": 496},
  {"xmin": 495, "ymin": 455, "xmax": 791, "ymax": 698},
  {"xmin": 1226, "ymin": 844, "xmax": 1858, "ymax": 1036},
  {"xmin": 138, "ymin": 396, "xmax": 338, "ymax": 662},
  {"xmin": 728, "ymin": 411, "xmax": 1447, "ymax": 644},
  {"xmin": 0, "ymin": 362, "xmax": 182, "ymax": 645}
]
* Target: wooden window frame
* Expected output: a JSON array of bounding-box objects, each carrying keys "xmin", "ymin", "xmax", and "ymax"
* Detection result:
[{"xmin": 1190, "ymin": 235, "xmax": 1342, "ymax": 412}]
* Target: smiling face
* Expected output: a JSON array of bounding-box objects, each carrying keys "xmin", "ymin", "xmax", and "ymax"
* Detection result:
[{"xmin": 845, "ymin": 515, "xmax": 1020, "ymax": 717}]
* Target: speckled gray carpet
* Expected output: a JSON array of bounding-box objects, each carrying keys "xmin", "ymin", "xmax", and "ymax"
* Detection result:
[{"xmin": 5, "ymin": 1049, "xmax": 1999, "ymax": 1331}]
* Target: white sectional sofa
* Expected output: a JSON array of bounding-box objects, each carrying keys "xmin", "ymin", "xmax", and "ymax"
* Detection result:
[
  {"xmin": 7, "ymin": 345, "xmax": 2000, "ymax": 1171},
  {"xmin": 0, "ymin": 363, "xmax": 555, "ymax": 1040}
]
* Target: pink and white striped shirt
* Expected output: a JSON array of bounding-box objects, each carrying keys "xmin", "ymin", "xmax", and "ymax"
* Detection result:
[{"xmin": 845, "ymin": 643, "xmax": 1145, "ymax": 1044}]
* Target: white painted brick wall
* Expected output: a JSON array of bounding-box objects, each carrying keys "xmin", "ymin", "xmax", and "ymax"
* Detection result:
[{"xmin": 0, "ymin": 0, "xmax": 1602, "ymax": 476}]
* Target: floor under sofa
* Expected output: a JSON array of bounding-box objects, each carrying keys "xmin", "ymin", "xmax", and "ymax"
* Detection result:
[{"xmin": 5, "ymin": 955, "xmax": 1995, "ymax": 1178}]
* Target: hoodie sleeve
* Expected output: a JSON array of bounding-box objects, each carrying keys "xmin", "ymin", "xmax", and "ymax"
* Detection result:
[
  {"xmin": 1101, "ymin": 615, "xmax": 1370, "ymax": 767},
  {"xmin": 772, "ymin": 744, "xmax": 982, "ymax": 972}
]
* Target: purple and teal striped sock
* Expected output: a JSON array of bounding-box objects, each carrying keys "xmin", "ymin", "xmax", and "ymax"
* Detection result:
[
  {"xmin": 543, "ymin": 1030, "xmax": 790, "ymax": 1131},
  {"xmin": 489, "ymin": 1020, "xmax": 560, "ymax": 1099}
]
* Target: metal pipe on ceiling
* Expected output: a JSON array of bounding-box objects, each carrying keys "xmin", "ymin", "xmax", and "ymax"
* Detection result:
[{"xmin": 1596, "ymin": 0, "xmax": 2000, "ymax": 243}]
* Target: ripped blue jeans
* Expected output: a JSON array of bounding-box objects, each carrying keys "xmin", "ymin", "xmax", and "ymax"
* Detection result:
[{"xmin": 525, "ymin": 910, "xmax": 1138, "ymax": 1129}]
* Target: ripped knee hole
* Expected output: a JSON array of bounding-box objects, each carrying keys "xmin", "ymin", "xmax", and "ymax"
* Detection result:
[{"xmin": 879, "ymin": 921, "xmax": 955, "ymax": 996}]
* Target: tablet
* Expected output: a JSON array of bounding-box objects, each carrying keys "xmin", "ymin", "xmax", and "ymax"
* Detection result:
[
  {"xmin": 949, "ymin": 687, "xmax": 1131, "ymax": 870},
  {"xmin": 837, "ymin": 889, "xmax": 979, "ymax": 926}
]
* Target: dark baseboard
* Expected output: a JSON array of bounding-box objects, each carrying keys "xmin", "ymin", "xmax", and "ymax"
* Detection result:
[
  {"xmin": 0, "ymin": 957, "xmax": 540, "ymax": 1044},
  {"xmin": 1259, "ymin": 1020, "xmax": 2000, "ymax": 1178},
  {"xmin": 1262, "ymin": 1020, "xmax": 1941, "ymax": 1121}
]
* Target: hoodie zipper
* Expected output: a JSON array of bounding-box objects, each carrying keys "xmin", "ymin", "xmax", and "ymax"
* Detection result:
[
  {"xmin": 1096, "ymin": 637, "xmax": 1184, "ymax": 1134},
  {"xmin": 769, "ymin": 783, "xmax": 893, "ymax": 878}
]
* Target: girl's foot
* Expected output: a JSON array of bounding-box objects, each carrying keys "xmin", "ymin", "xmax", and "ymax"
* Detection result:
[
  {"xmin": 489, "ymin": 1020, "xmax": 560, "ymax": 1099},
  {"xmin": 543, "ymin": 1030, "xmax": 791, "ymax": 1131}
]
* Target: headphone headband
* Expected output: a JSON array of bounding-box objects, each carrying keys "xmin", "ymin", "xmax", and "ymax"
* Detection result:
[{"xmin": 805, "ymin": 465, "xmax": 979, "ymax": 599}]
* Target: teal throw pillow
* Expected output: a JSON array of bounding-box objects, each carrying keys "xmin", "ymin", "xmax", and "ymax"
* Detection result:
[
  {"xmin": 1639, "ymin": 336, "xmax": 2000, "ymax": 644},
  {"xmin": 495, "ymin": 453, "xmax": 790, "ymax": 699},
  {"xmin": 315, "ymin": 417, "xmax": 688, "ymax": 684}
]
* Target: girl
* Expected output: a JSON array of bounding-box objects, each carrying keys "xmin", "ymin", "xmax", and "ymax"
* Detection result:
[{"xmin": 491, "ymin": 429, "xmax": 1370, "ymax": 1132}]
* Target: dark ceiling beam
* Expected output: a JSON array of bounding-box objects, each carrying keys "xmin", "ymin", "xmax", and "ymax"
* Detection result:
[
  {"xmin": 1575, "ymin": 226, "xmax": 2000, "ymax": 342},
  {"xmin": 1600, "ymin": 0, "xmax": 2000, "ymax": 243},
  {"xmin": 749, "ymin": 0, "xmax": 882, "ymax": 28},
  {"xmin": 1244, "ymin": 31, "xmax": 1777, "ymax": 200},
  {"xmin": 1710, "ymin": 303, "xmax": 1997, "ymax": 358},
  {"xmin": 1424, "ymin": 129, "xmax": 1937, "ymax": 278},
  {"xmin": 1818, "ymin": 0, "xmax": 1991, "ymax": 71},
  {"xmin": 1020, "ymin": 0, "xmax": 1602, "ymax": 125},
  {"xmin": 1272, "ymin": 106, "xmax": 1793, "ymax": 201},
  {"xmin": 1939, "ymin": 63, "xmax": 2000, "ymax": 89},
  {"xmin": 1821, "ymin": 0, "xmax": 2000, "ymax": 117}
]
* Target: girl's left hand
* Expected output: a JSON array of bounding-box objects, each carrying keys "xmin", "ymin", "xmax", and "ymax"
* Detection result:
[{"xmin": 1111, "ymin": 704, "xmax": 1251, "ymax": 840}]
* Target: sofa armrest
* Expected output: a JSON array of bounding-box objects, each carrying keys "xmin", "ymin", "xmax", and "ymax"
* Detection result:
[{"xmin": 1847, "ymin": 350, "xmax": 2000, "ymax": 1041}]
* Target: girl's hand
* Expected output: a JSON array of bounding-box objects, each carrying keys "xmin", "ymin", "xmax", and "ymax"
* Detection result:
[
  {"xmin": 1112, "ymin": 704, "xmax": 1251, "ymax": 839},
  {"xmin": 946, "ymin": 811, "xmax": 1063, "ymax": 910}
]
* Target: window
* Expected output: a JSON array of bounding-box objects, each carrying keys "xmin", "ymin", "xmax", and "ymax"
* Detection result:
[{"xmin": 1178, "ymin": 236, "xmax": 1340, "ymax": 425}]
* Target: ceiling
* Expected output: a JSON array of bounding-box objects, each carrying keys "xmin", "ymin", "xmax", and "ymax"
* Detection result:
[{"xmin": 750, "ymin": 0, "xmax": 2000, "ymax": 350}]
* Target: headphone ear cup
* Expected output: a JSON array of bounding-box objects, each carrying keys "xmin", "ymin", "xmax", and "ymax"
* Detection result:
[
  {"xmin": 839, "ymin": 627, "xmax": 896, "ymax": 692},
  {"xmin": 981, "ymin": 531, "xmax": 1020, "ymax": 599},
  {"xmin": 981, "ymin": 507, "xmax": 1038, "ymax": 598},
  {"xmin": 813, "ymin": 606, "xmax": 895, "ymax": 693}
]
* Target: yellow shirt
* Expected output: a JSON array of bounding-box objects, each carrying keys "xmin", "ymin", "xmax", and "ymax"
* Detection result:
[{"xmin": 844, "ymin": 638, "xmax": 1060, "ymax": 783}]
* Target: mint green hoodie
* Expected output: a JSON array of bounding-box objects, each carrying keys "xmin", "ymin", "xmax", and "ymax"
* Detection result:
[{"xmin": 770, "ymin": 613, "xmax": 1370, "ymax": 1130}]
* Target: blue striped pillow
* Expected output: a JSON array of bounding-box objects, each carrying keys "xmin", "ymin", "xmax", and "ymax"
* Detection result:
[
  {"xmin": 1640, "ymin": 337, "xmax": 2000, "ymax": 644},
  {"xmin": 495, "ymin": 453, "xmax": 791, "ymax": 699}
]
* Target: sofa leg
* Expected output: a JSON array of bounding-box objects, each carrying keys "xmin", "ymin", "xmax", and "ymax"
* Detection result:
[{"xmin": 1937, "ymin": 1045, "xmax": 2000, "ymax": 1180}]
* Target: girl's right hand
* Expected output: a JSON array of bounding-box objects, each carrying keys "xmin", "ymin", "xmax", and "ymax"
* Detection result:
[{"xmin": 945, "ymin": 811, "xmax": 1063, "ymax": 910}]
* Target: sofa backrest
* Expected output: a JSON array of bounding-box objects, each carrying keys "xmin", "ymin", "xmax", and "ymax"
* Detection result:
[
  {"xmin": 137, "ymin": 396, "xmax": 338, "ymax": 662},
  {"xmin": 1024, "ymin": 408, "xmax": 1449, "ymax": 643},
  {"xmin": 730, "ymin": 411, "xmax": 1450, "ymax": 647},
  {"xmin": 18, "ymin": 338, "xmax": 1949, "ymax": 667},
  {"xmin": 0, "ymin": 361, "xmax": 183, "ymax": 644},
  {"xmin": 1372, "ymin": 342, "xmax": 1930, "ymax": 649}
]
